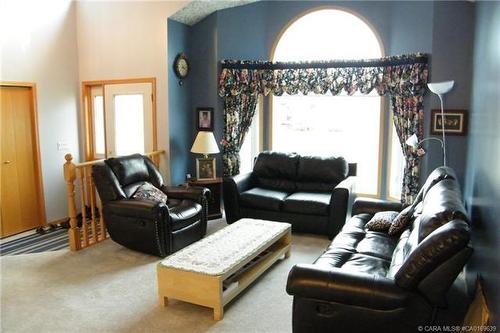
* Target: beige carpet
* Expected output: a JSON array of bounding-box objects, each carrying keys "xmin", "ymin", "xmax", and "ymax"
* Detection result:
[{"xmin": 0, "ymin": 219, "xmax": 330, "ymax": 333}]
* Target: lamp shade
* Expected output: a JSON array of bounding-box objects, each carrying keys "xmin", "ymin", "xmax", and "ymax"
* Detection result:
[
  {"xmin": 405, "ymin": 133, "xmax": 419, "ymax": 148},
  {"xmin": 427, "ymin": 80, "xmax": 454, "ymax": 95},
  {"xmin": 190, "ymin": 131, "xmax": 220, "ymax": 155}
]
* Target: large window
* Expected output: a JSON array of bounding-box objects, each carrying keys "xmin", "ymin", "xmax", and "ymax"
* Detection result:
[
  {"xmin": 239, "ymin": 98, "xmax": 261, "ymax": 174},
  {"xmin": 389, "ymin": 117, "xmax": 405, "ymax": 200},
  {"xmin": 272, "ymin": 9, "xmax": 401, "ymax": 197}
]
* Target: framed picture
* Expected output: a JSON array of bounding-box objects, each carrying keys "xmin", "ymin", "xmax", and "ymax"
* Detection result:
[
  {"xmin": 197, "ymin": 107, "xmax": 214, "ymax": 131},
  {"xmin": 196, "ymin": 157, "xmax": 216, "ymax": 180},
  {"xmin": 431, "ymin": 109, "xmax": 468, "ymax": 136}
]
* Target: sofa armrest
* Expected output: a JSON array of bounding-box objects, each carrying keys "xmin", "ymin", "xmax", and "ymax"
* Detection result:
[
  {"xmin": 104, "ymin": 199, "xmax": 167, "ymax": 220},
  {"xmin": 223, "ymin": 172, "xmax": 254, "ymax": 224},
  {"xmin": 286, "ymin": 264, "xmax": 410, "ymax": 310},
  {"xmin": 232, "ymin": 172, "xmax": 254, "ymax": 193},
  {"xmin": 352, "ymin": 198, "xmax": 403, "ymax": 216},
  {"xmin": 162, "ymin": 185, "xmax": 210, "ymax": 203},
  {"xmin": 328, "ymin": 176, "xmax": 356, "ymax": 238}
]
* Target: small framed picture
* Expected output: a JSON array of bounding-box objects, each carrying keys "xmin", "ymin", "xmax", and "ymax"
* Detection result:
[
  {"xmin": 431, "ymin": 109, "xmax": 468, "ymax": 136},
  {"xmin": 197, "ymin": 107, "xmax": 214, "ymax": 131},
  {"xmin": 196, "ymin": 157, "xmax": 216, "ymax": 180}
]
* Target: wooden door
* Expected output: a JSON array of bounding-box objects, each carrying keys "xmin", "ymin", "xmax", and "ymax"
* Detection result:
[{"xmin": 1, "ymin": 85, "xmax": 45, "ymax": 237}]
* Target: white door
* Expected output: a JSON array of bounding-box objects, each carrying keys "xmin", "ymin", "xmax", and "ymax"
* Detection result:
[{"xmin": 103, "ymin": 83, "xmax": 153, "ymax": 157}]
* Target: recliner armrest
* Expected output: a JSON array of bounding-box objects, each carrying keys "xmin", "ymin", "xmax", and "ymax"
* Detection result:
[
  {"xmin": 352, "ymin": 198, "xmax": 403, "ymax": 216},
  {"xmin": 104, "ymin": 199, "xmax": 167, "ymax": 220},
  {"xmin": 162, "ymin": 185, "xmax": 210, "ymax": 203},
  {"xmin": 286, "ymin": 264, "xmax": 410, "ymax": 310}
]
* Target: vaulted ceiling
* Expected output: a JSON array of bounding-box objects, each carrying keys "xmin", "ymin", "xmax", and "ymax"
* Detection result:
[{"xmin": 170, "ymin": 0, "xmax": 260, "ymax": 26}]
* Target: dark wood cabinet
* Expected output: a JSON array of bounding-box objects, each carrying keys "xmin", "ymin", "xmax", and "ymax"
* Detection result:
[{"xmin": 188, "ymin": 177, "xmax": 222, "ymax": 220}]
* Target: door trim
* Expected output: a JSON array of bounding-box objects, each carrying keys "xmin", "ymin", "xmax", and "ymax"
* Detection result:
[
  {"xmin": 81, "ymin": 78, "xmax": 157, "ymax": 161},
  {"xmin": 0, "ymin": 81, "xmax": 47, "ymax": 229}
]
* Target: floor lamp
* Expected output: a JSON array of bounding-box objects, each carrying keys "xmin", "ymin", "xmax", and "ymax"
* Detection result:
[{"xmin": 405, "ymin": 80, "xmax": 454, "ymax": 167}]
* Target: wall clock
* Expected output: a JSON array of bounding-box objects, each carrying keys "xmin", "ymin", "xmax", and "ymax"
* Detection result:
[{"xmin": 174, "ymin": 53, "xmax": 189, "ymax": 85}]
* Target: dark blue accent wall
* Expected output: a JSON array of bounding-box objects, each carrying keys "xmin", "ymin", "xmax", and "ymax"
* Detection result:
[
  {"xmin": 177, "ymin": 1, "xmax": 475, "ymax": 192},
  {"xmin": 464, "ymin": 1, "xmax": 500, "ymax": 325},
  {"xmin": 424, "ymin": 1, "xmax": 475, "ymax": 187},
  {"xmin": 168, "ymin": 19, "xmax": 192, "ymax": 185},
  {"xmin": 189, "ymin": 13, "xmax": 221, "ymax": 176}
]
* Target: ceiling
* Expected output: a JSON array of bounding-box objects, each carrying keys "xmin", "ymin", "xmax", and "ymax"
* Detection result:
[{"xmin": 170, "ymin": 0, "xmax": 260, "ymax": 26}]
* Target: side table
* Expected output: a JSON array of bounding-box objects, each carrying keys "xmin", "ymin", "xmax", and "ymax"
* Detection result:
[{"xmin": 188, "ymin": 177, "xmax": 222, "ymax": 220}]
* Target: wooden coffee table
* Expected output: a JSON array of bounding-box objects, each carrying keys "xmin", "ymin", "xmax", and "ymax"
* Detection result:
[{"xmin": 157, "ymin": 218, "xmax": 291, "ymax": 320}]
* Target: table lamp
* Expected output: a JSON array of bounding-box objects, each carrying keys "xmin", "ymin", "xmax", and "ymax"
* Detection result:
[{"xmin": 191, "ymin": 131, "xmax": 219, "ymax": 179}]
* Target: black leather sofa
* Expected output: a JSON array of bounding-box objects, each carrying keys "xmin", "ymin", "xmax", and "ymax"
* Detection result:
[
  {"xmin": 286, "ymin": 167, "xmax": 472, "ymax": 332},
  {"xmin": 223, "ymin": 151, "xmax": 356, "ymax": 239},
  {"xmin": 92, "ymin": 154, "xmax": 210, "ymax": 257}
]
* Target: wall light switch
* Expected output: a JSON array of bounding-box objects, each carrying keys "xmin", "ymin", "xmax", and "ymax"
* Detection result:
[{"xmin": 57, "ymin": 141, "xmax": 70, "ymax": 151}]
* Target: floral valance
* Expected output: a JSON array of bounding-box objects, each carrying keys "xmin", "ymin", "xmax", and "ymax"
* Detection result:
[{"xmin": 218, "ymin": 53, "xmax": 429, "ymax": 98}]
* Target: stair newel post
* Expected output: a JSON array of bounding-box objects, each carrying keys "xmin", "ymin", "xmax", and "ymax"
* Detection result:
[{"xmin": 64, "ymin": 153, "xmax": 81, "ymax": 251}]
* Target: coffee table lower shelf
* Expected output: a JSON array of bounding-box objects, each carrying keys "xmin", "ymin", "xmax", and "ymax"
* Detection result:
[{"xmin": 157, "ymin": 229, "xmax": 291, "ymax": 320}]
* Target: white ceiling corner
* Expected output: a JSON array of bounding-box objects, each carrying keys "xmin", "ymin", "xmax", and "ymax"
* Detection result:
[{"xmin": 170, "ymin": 0, "xmax": 260, "ymax": 26}]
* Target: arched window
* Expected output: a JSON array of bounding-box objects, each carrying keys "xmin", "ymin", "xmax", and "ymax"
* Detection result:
[{"xmin": 272, "ymin": 8, "xmax": 401, "ymax": 197}]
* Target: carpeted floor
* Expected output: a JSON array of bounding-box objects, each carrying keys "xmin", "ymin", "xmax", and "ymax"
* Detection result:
[{"xmin": 0, "ymin": 218, "xmax": 330, "ymax": 333}]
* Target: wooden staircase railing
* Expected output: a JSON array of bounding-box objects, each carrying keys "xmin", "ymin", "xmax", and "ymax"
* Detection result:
[{"xmin": 63, "ymin": 151, "xmax": 165, "ymax": 251}]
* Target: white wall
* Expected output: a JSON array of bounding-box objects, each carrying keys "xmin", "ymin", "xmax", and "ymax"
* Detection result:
[
  {"xmin": 77, "ymin": 0, "xmax": 189, "ymax": 181},
  {"xmin": 0, "ymin": 0, "xmax": 80, "ymax": 221},
  {"xmin": 1, "ymin": 0, "xmax": 188, "ymax": 222}
]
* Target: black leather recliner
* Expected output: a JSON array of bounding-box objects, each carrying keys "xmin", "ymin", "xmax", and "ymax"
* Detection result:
[
  {"xmin": 92, "ymin": 154, "xmax": 210, "ymax": 257},
  {"xmin": 286, "ymin": 167, "xmax": 472, "ymax": 332}
]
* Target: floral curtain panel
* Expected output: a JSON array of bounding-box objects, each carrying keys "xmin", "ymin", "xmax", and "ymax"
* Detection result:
[
  {"xmin": 391, "ymin": 95, "xmax": 425, "ymax": 204},
  {"xmin": 220, "ymin": 94, "xmax": 259, "ymax": 176},
  {"xmin": 218, "ymin": 53, "xmax": 429, "ymax": 204}
]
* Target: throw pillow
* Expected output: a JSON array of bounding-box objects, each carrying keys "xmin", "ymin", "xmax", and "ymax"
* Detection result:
[
  {"xmin": 132, "ymin": 182, "xmax": 168, "ymax": 204},
  {"xmin": 388, "ymin": 205, "xmax": 414, "ymax": 236},
  {"xmin": 365, "ymin": 211, "xmax": 399, "ymax": 232}
]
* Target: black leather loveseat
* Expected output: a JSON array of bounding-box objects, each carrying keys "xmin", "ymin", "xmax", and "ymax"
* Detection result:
[
  {"xmin": 223, "ymin": 151, "xmax": 356, "ymax": 239},
  {"xmin": 286, "ymin": 167, "xmax": 472, "ymax": 332}
]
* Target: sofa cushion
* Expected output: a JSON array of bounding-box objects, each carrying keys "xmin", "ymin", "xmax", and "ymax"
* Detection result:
[
  {"xmin": 253, "ymin": 152, "xmax": 299, "ymax": 191},
  {"xmin": 256, "ymin": 178, "xmax": 296, "ymax": 192},
  {"xmin": 340, "ymin": 254, "xmax": 392, "ymax": 276},
  {"xmin": 356, "ymin": 232, "xmax": 398, "ymax": 261},
  {"xmin": 317, "ymin": 213, "xmax": 395, "ymax": 276},
  {"xmin": 295, "ymin": 155, "xmax": 348, "ymax": 192},
  {"xmin": 253, "ymin": 151, "xmax": 299, "ymax": 179},
  {"xmin": 386, "ymin": 228, "xmax": 412, "ymax": 278},
  {"xmin": 240, "ymin": 187, "xmax": 289, "ymax": 211},
  {"xmin": 365, "ymin": 211, "xmax": 399, "ymax": 232},
  {"xmin": 282, "ymin": 192, "xmax": 331, "ymax": 216},
  {"xmin": 418, "ymin": 179, "xmax": 468, "ymax": 242},
  {"xmin": 315, "ymin": 251, "xmax": 391, "ymax": 277}
]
